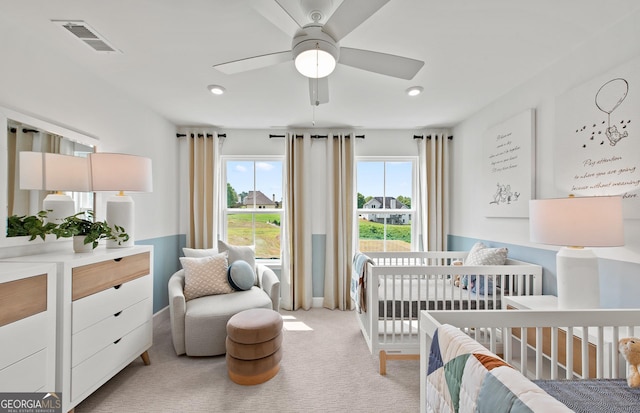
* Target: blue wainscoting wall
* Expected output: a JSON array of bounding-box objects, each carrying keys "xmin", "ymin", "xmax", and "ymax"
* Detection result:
[
  {"xmin": 448, "ymin": 234, "xmax": 640, "ymax": 308},
  {"xmin": 137, "ymin": 234, "xmax": 185, "ymax": 314}
]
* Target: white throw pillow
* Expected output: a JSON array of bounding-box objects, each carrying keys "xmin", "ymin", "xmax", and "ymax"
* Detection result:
[
  {"xmin": 182, "ymin": 247, "xmax": 218, "ymax": 258},
  {"xmin": 217, "ymin": 240, "xmax": 256, "ymax": 270},
  {"xmin": 465, "ymin": 242, "xmax": 508, "ymax": 266},
  {"xmin": 180, "ymin": 252, "xmax": 234, "ymax": 301}
]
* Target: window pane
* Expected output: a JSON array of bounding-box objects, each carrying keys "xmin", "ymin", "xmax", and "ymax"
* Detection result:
[
  {"xmin": 227, "ymin": 212, "xmax": 281, "ymax": 259},
  {"xmin": 386, "ymin": 161, "xmax": 412, "ymax": 208},
  {"xmin": 358, "ymin": 213, "xmax": 411, "ymax": 252},
  {"xmin": 357, "ymin": 161, "xmax": 384, "ymax": 208},
  {"xmin": 256, "ymin": 161, "xmax": 283, "ymax": 209},
  {"xmin": 227, "ymin": 161, "xmax": 254, "ymax": 207}
]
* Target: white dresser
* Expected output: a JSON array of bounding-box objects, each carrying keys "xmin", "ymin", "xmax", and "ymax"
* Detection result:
[
  {"xmin": 4, "ymin": 245, "xmax": 153, "ymax": 412},
  {"xmin": 0, "ymin": 262, "xmax": 57, "ymax": 392}
]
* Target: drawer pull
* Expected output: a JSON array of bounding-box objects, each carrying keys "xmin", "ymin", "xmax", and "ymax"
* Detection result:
[
  {"xmin": 114, "ymin": 258, "xmax": 123, "ymax": 262},
  {"xmin": 113, "ymin": 284, "xmax": 122, "ymax": 290},
  {"xmin": 114, "ymin": 338, "xmax": 122, "ymax": 344},
  {"xmin": 114, "ymin": 311, "xmax": 123, "ymax": 317}
]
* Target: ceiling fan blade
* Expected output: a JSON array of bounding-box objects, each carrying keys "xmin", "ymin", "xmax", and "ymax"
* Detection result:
[
  {"xmin": 339, "ymin": 47, "xmax": 424, "ymax": 80},
  {"xmin": 309, "ymin": 77, "xmax": 329, "ymax": 106},
  {"xmin": 254, "ymin": 0, "xmax": 302, "ymax": 37},
  {"xmin": 213, "ymin": 51, "xmax": 291, "ymax": 75},
  {"xmin": 322, "ymin": 0, "xmax": 391, "ymax": 42}
]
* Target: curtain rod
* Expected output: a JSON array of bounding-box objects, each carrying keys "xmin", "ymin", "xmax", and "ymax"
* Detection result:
[
  {"xmin": 176, "ymin": 133, "xmax": 226, "ymax": 138},
  {"xmin": 269, "ymin": 134, "xmax": 365, "ymax": 139},
  {"xmin": 413, "ymin": 134, "xmax": 453, "ymax": 140},
  {"xmin": 22, "ymin": 128, "xmax": 39, "ymax": 133}
]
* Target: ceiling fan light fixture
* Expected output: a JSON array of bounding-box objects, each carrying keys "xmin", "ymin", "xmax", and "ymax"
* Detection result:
[
  {"xmin": 406, "ymin": 86, "xmax": 423, "ymax": 97},
  {"xmin": 295, "ymin": 48, "xmax": 336, "ymax": 78},
  {"xmin": 207, "ymin": 84, "xmax": 226, "ymax": 95}
]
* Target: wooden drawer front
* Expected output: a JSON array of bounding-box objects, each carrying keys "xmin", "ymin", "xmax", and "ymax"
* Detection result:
[
  {"xmin": 72, "ymin": 275, "xmax": 151, "ymax": 333},
  {"xmin": 0, "ymin": 348, "xmax": 47, "ymax": 392},
  {"xmin": 0, "ymin": 274, "xmax": 47, "ymax": 327},
  {"xmin": 72, "ymin": 298, "xmax": 151, "ymax": 367},
  {"xmin": 0, "ymin": 311, "xmax": 48, "ymax": 370},
  {"xmin": 72, "ymin": 252, "xmax": 150, "ymax": 301},
  {"xmin": 71, "ymin": 320, "xmax": 152, "ymax": 401}
]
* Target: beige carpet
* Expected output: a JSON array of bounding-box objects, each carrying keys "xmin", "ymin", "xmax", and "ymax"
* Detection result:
[{"xmin": 75, "ymin": 308, "xmax": 420, "ymax": 412}]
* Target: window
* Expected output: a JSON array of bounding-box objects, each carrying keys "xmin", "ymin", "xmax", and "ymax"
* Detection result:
[
  {"xmin": 356, "ymin": 158, "xmax": 416, "ymax": 252},
  {"xmin": 223, "ymin": 158, "xmax": 283, "ymax": 260}
]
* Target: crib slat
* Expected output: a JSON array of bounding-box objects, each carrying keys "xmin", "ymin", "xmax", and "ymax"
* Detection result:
[
  {"xmin": 566, "ymin": 326, "xmax": 573, "ymax": 379},
  {"xmin": 581, "ymin": 326, "xmax": 589, "ymax": 379},
  {"xmin": 550, "ymin": 327, "xmax": 558, "ymax": 380},
  {"xmin": 597, "ymin": 326, "xmax": 604, "ymax": 378},
  {"xmin": 612, "ymin": 327, "xmax": 620, "ymax": 378},
  {"xmin": 521, "ymin": 327, "xmax": 528, "ymax": 376},
  {"xmin": 535, "ymin": 327, "xmax": 543, "ymax": 379}
]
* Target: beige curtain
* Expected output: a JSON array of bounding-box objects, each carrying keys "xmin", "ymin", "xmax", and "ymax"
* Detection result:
[
  {"xmin": 323, "ymin": 133, "xmax": 355, "ymax": 310},
  {"xmin": 416, "ymin": 131, "xmax": 451, "ymax": 251},
  {"xmin": 187, "ymin": 131, "xmax": 223, "ymax": 248},
  {"xmin": 281, "ymin": 133, "xmax": 313, "ymax": 310}
]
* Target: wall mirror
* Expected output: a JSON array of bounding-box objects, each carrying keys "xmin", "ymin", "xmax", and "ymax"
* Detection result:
[{"xmin": 0, "ymin": 106, "xmax": 99, "ymax": 247}]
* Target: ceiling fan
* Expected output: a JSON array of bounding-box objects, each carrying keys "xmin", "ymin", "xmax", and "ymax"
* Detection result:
[{"xmin": 212, "ymin": 0, "xmax": 424, "ymax": 106}]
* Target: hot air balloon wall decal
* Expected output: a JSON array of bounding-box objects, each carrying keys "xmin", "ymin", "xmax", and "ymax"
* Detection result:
[{"xmin": 554, "ymin": 57, "xmax": 640, "ymax": 218}]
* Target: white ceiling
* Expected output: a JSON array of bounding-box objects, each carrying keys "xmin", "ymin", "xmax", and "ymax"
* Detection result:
[{"xmin": 2, "ymin": 0, "xmax": 640, "ymax": 130}]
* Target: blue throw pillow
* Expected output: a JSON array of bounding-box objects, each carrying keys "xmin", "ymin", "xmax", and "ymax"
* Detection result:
[{"xmin": 227, "ymin": 260, "xmax": 256, "ymax": 291}]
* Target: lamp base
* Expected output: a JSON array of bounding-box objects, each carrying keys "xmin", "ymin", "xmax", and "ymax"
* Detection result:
[
  {"xmin": 556, "ymin": 247, "xmax": 600, "ymax": 309},
  {"xmin": 106, "ymin": 195, "xmax": 134, "ymax": 248},
  {"xmin": 43, "ymin": 194, "xmax": 75, "ymax": 224}
]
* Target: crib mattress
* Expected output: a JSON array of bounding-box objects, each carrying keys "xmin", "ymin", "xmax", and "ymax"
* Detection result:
[{"xmin": 533, "ymin": 379, "xmax": 640, "ymax": 413}]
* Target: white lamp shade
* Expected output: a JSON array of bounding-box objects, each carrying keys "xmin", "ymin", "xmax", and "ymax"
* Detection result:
[
  {"xmin": 295, "ymin": 48, "xmax": 336, "ymax": 78},
  {"xmin": 529, "ymin": 196, "xmax": 624, "ymax": 247},
  {"xmin": 43, "ymin": 153, "xmax": 91, "ymax": 192},
  {"xmin": 19, "ymin": 151, "xmax": 44, "ymax": 190},
  {"xmin": 90, "ymin": 153, "xmax": 153, "ymax": 192},
  {"xmin": 19, "ymin": 152, "xmax": 90, "ymax": 192}
]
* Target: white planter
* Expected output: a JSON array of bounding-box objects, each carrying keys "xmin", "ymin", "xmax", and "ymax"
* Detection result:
[{"xmin": 73, "ymin": 236, "xmax": 94, "ymax": 253}]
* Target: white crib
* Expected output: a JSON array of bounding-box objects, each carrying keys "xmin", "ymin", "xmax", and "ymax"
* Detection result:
[{"xmin": 354, "ymin": 251, "xmax": 543, "ymax": 374}]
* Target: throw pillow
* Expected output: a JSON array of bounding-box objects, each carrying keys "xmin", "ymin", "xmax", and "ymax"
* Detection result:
[
  {"xmin": 183, "ymin": 247, "xmax": 218, "ymax": 258},
  {"xmin": 180, "ymin": 252, "xmax": 234, "ymax": 300},
  {"xmin": 462, "ymin": 242, "xmax": 508, "ymax": 295},
  {"xmin": 227, "ymin": 260, "xmax": 257, "ymax": 291},
  {"xmin": 218, "ymin": 240, "xmax": 256, "ymax": 269}
]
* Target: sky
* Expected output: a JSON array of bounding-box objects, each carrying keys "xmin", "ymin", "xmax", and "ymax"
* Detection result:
[{"xmin": 226, "ymin": 160, "xmax": 413, "ymax": 203}]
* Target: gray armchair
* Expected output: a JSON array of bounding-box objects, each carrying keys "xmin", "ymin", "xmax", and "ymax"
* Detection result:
[{"xmin": 168, "ymin": 264, "xmax": 280, "ymax": 356}]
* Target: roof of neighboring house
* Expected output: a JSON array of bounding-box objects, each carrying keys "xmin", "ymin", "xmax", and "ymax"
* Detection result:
[
  {"xmin": 243, "ymin": 190, "xmax": 275, "ymax": 206},
  {"xmin": 364, "ymin": 196, "xmax": 408, "ymax": 209}
]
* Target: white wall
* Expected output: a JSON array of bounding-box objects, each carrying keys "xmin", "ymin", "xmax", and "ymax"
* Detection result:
[
  {"xmin": 450, "ymin": 9, "xmax": 640, "ymax": 303},
  {"xmin": 0, "ymin": 18, "xmax": 179, "ymax": 252}
]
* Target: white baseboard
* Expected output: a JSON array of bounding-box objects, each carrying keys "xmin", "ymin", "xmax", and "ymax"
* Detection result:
[{"xmin": 153, "ymin": 306, "xmax": 169, "ymax": 328}]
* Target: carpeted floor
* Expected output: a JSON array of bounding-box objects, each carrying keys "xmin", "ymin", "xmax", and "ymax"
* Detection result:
[{"xmin": 75, "ymin": 308, "xmax": 420, "ymax": 412}]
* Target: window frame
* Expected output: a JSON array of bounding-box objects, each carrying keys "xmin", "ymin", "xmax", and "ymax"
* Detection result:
[
  {"xmin": 355, "ymin": 156, "xmax": 418, "ymax": 252},
  {"xmin": 221, "ymin": 155, "xmax": 284, "ymax": 262}
]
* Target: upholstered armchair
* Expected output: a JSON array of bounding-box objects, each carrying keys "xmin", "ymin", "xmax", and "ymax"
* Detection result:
[{"xmin": 168, "ymin": 244, "xmax": 280, "ymax": 357}]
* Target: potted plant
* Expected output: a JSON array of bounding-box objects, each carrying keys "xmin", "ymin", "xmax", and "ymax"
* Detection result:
[
  {"xmin": 7, "ymin": 210, "xmax": 57, "ymax": 240},
  {"xmin": 52, "ymin": 211, "xmax": 129, "ymax": 252}
]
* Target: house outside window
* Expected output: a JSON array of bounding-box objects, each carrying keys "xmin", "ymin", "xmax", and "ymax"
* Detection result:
[
  {"xmin": 356, "ymin": 158, "xmax": 416, "ymax": 252},
  {"xmin": 223, "ymin": 158, "xmax": 283, "ymax": 260}
]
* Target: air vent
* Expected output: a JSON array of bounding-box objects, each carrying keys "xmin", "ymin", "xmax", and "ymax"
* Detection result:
[{"xmin": 51, "ymin": 20, "xmax": 121, "ymax": 53}]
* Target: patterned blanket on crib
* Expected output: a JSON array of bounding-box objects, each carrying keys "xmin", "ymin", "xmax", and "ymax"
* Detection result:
[{"xmin": 426, "ymin": 324, "xmax": 572, "ymax": 413}]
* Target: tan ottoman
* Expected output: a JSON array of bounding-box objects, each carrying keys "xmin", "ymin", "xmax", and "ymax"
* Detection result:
[{"xmin": 226, "ymin": 308, "xmax": 283, "ymax": 385}]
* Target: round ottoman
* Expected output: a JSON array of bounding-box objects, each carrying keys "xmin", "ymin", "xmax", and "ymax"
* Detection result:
[{"xmin": 226, "ymin": 308, "xmax": 283, "ymax": 385}]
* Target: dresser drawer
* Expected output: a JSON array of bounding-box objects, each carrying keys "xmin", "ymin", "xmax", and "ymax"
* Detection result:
[
  {"xmin": 71, "ymin": 320, "xmax": 152, "ymax": 400},
  {"xmin": 72, "ymin": 252, "xmax": 150, "ymax": 301},
  {"xmin": 0, "ymin": 273, "xmax": 47, "ymax": 327},
  {"xmin": 0, "ymin": 348, "xmax": 47, "ymax": 392},
  {"xmin": 72, "ymin": 274, "xmax": 151, "ymax": 333},
  {"xmin": 0, "ymin": 311, "xmax": 48, "ymax": 370},
  {"xmin": 72, "ymin": 298, "xmax": 151, "ymax": 367}
]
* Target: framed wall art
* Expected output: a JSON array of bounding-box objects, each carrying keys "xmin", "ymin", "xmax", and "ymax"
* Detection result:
[{"xmin": 482, "ymin": 109, "xmax": 535, "ymax": 218}]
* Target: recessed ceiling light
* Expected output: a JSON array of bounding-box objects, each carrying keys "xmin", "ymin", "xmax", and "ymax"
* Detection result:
[
  {"xmin": 207, "ymin": 85, "xmax": 226, "ymax": 95},
  {"xmin": 406, "ymin": 86, "xmax": 423, "ymax": 97}
]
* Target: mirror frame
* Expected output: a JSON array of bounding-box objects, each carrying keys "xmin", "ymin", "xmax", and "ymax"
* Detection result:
[{"xmin": 0, "ymin": 106, "xmax": 100, "ymax": 247}]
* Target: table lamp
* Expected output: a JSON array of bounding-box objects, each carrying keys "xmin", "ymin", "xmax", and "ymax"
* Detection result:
[
  {"xmin": 529, "ymin": 195, "xmax": 624, "ymax": 308},
  {"xmin": 89, "ymin": 153, "xmax": 152, "ymax": 248},
  {"xmin": 19, "ymin": 152, "xmax": 91, "ymax": 223}
]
